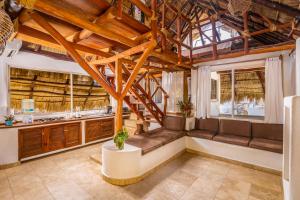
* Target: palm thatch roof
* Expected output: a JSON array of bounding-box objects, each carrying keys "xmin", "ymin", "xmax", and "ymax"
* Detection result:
[
  {"xmin": 219, "ymin": 68, "xmax": 265, "ymax": 103},
  {"xmin": 9, "ymin": 67, "xmax": 110, "ymax": 113}
]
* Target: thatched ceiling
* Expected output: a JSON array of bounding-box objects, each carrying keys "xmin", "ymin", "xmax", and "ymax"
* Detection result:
[{"xmin": 10, "ymin": 68, "xmax": 110, "ymax": 113}]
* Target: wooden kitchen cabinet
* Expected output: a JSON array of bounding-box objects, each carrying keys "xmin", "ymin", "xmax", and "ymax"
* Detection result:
[
  {"xmin": 64, "ymin": 122, "xmax": 81, "ymax": 147},
  {"xmin": 18, "ymin": 122, "xmax": 82, "ymax": 159},
  {"xmin": 85, "ymin": 120, "xmax": 101, "ymax": 143},
  {"xmin": 85, "ymin": 118, "xmax": 114, "ymax": 143},
  {"xmin": 19, "ymin": 127, "xmax": 44, "ymax": 159},
  {"xmin": 44, "ymin": 125, "xmax": 65, "ymax": 151}
]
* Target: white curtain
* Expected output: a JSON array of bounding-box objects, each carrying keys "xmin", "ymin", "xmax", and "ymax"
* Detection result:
[
  {"xmin": 265, "ymin": 57, "xmax": 284, "ymax": 124},
  {"xmin": 196, "ymin": 66, "xmax": 211, "ymax": 118},
  {"xmin": 191, "ymin": 69, "xmax": 198, "ymax": 116},
  {"xmin": 162, "ymin": 71, "xmax": 184, "ymax": 112}
]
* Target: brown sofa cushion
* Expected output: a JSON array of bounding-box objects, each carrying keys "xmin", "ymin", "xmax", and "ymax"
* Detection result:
[
  {"xmin": 126, "ymin": 135, "xmax": 163, "ymax": 155},
  {"xmin": 195, "ymin": 118, "xmax": 219, "ymax": 134},
  {"xmin": 145, "ymin": 129, "xmax": 185, "ymax": 145},
  {"xmin": 219, "ymin": 119, "xmax": 251, "ymax": 137},
  {"xmin": 163, "ymin": 116, "xmax": 185, "ymax": 131},
  {"xmin": 187, "ymin": 130, "xmax": 215, "ymax": 140},
  {"xmin": 213, "ymin": 134, "xmax": 250, "ymax": 146},
  {"xmin": 252, "ymin": 123, "xmax": 283, "ymax": 141},
  {"xmin": 249, "ymin": 138, "xmax": 283, "ymax": 153}
]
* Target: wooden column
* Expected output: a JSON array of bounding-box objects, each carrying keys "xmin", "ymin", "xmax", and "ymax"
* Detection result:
[
  {"xmin": 176, "ymin": 16, "xmax": 182, "ymax": 64},
  {"xmin": 211, "ymin": 16, "xmax": 217, "ymax": 60},
  {"xmin": 115, "ymin": 59, "xmax": 123, "ymax": 133},
  {"xmin": 189, "ymin": 24, "xmax": 193, "ymax": 64},
  {"xmin": 183, "ymin": 71, "xmax": 189, "ymax": 102},
  {"xmin": 243, "ymin": 12, "xmax": 249, "ymax": 53}
]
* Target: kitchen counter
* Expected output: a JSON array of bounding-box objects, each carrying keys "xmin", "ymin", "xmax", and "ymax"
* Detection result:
[
  {"xmin": 0, "ymin": 113, "xmax": 130, "ymax": 167},
  {"xmin": 0, "ymin": 113, "xmax": 130, "ymax": 129}
]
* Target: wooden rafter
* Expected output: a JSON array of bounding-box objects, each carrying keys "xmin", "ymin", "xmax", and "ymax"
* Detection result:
[{"xmin": 30, "ymin": 12, "xmax": 119, "ymax": 99}]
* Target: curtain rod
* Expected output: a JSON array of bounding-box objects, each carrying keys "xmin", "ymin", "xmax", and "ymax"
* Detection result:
[{"xmin": 195, "ymin": 55, "xmax": 283, "ymax": 68}]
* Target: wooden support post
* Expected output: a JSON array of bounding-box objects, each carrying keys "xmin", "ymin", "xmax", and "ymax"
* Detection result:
[
  {"xmin": 176, "ymin": 16, "xmax": 182, "ymax": 64},
  {"xmin": 195, "ymin": 8, "xmax": 205, "ymax": 45},
  {"xmin": 30, "ymin": 12, "xmax": 119, "ymax": 99},
  {"xmin": 211, "ymin": 17, "xmax": 218, "ymax": 60},
  {"xmin": 117, "ymin": 0, "xmax": 123, "ymax": 19},
  {"xmin": 115, "ymin": 59, "xmax": 123, "ymax": 133},
  {"xmin": 183, "ymin": 71, "xmax": 188, "ymax": 102},
  {"xmin": 189, "ymin": 24, "xmax": 193, "ymax": 64},
  {"xmin": 243, "ymin": 12, "xmax": 249, "ymax": 54},
  {"xmin": 150, "ymin": 0, "xmax": 158, "ymax": 40}
]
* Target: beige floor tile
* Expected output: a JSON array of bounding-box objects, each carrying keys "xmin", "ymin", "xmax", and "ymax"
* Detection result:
[
  {"xmin": 155, "ymin": 178, "xmax": 188, "ymax": 199},
  {"xmin": 143, "ymin": 189, "xmax": 175, "ymax": 200},
  {"xmin": 214, "ymin": 177, "xmax": 252, "ymax": 200},
  {"xmin": 2, "ymin": 144, "xmax": 283, "ymax": 200},
  {"xmin": 169, "ymin": 169, "xmax": 198, "ymax": 187},
  {"xmin": 45, "ymin": 179, "xmax": 93, "ymax": 200},
  {"xmin": 249, "ymin": 184, "xmax": 283, "ymax": 200}
]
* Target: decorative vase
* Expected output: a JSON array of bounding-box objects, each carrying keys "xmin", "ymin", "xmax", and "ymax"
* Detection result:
[{"xmin": 5, "ymin": 120, "xmax": 13, "ymax": 126}]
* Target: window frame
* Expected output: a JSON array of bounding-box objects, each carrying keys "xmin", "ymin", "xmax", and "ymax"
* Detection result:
[{"xmin": 211, "ymin": 65, "xmax": 266, "ymax": 120}]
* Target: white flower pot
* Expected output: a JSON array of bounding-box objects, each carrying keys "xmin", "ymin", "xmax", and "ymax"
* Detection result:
[{"xmin": 185, "ymin": 117, "xmax": 195, "ymax": 131}]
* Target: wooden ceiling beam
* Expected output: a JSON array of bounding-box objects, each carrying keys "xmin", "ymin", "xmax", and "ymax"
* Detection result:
[
  {"xmin": 31, "ymin": 0, "xmax": 138, "ymax": 47},
  {"xmin": 16, "ymin": 25, "xmax": 113, "ymax": 58},
  {"xmin": 91, "ymin": 40, "xmax": 154, "ymax": 65},
  {"xmin": 193, "ymin": 43, "xmax": 295, "ymax": 63}
]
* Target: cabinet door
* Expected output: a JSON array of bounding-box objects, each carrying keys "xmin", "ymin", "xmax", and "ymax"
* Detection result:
[
  {"xmin": 100, "ymin": 119, "xmax": 114, "ymax": 138},
  {"xmin": 45, "ymin": 125, "xmax": 65, "ymax": 151},
  {"xmin": 19, "ymin": 128, "xmax": 44, "ymax": 159},
  {"xmin": 64, "ymin": 123, "xmax": 81, "ymax": 147},
  {"xmin": 85, "ymin": 120, "xmax": 101, "ymax": 143}
]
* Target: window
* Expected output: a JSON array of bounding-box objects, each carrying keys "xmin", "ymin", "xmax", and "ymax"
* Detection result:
[
  {"xmin": 9, "ymin": 67, "xmax": 110, "ymax": 114},
  {"xmin": 72, "ymin": 74, "xmax": 110, "ymax": 111},
  {"xmin": 10, "ymin": 68, "xmax": 71, "ymax": 114},
  {"xmin": 210, "ymin": 68, "xmax": 265, "ymax": 119}
]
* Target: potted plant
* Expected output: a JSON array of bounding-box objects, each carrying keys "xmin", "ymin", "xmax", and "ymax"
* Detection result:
[
  {"xmin": 177, "ymin": 98, "xmax": 195, "ymax": 131},
  {"xmin": 4, "ymin": 114, "xmax": 15, "ymax": 126},
  {"xmin": 177, "ymin": 98, "xmax": 193, "ymax": 118},
  {"xmin": 113, "ymin": 128, "xmax": 129, "ymax": 150}
]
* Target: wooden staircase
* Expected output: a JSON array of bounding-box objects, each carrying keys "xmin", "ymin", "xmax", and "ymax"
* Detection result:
[{"xmin": 106, "ymin": 63, "xmax": 166, "ymax": 126}]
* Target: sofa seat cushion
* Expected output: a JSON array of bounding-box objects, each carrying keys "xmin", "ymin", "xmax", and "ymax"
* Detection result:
[
  {"xmin": 146, "ymin": 129, "xmax": 185, "ymax": 145},
  {"xmin": 213, "ymin": 134, "xmax": 250, "ymax": 146},
  {"xmin": 219, "ymin": 119, "xmax": 251, "ymax": 137},
  {"xmin": 163, "ymin": 116, "xmax": 185, "ymax": 131},
  {"xmin": 195, "ymin": 118, "xmax": 219, "ymax": 134},
  {"xmin": 249, "ymin": 138, "xmax": 283, "ymax": 153},
  {"xmin": 126, "ymin": 135, "xmax": 163, "ymax": 155},
  {"xmin": 251, "ymin": 123, "xmax": 283, "ymax": 141},
  {"xmin": 187, "ymin": 130, "xmax": 215, "ymax": 140}
]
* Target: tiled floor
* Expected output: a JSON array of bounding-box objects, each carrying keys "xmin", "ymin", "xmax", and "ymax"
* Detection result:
[{"xmin": 0, "ymin": 143, "xmax": 283, "ymax": 200}]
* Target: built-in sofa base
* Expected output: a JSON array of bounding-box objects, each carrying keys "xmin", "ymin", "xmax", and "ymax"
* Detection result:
[{"xmin": 101, "ymin": 136, "xmax": 282, "ymax": 186}]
